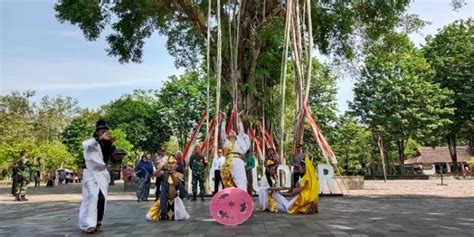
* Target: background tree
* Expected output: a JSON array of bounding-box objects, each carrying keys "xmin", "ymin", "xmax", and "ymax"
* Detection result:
[
  {"xmin": 351, "ymin": 33, "xmax": 454, "ymax": 174},
  {"xmin": 34, "ymin": 96, "xmax": 79, "ymax": 143},
  {"xmin": 423, "ymin": 18, "xmax": 474, "ymax": 170},
  {"xmin": 301, "ymin": 61, "xmax": 339, "ymax": 163},
  {"xmin": 103, "ymin": 90, "xmax": 172, "ymax": 152},
  {"xmin": 32, "ymin": 142, "xmax": 76, "ymax": 172},
  {"xmin": 158, "ymin": 71, "xmax": 216, "ymax": 149},
  {"xmin": 61, "ymin": 116, "xmax": 95, "ymax": 166},
  {"xmin": 109, "ymin": 128, "xmax": 134, "ymax": 169},
  {"xmin": 54, "ymin": 0, "xmax": 413, "ymax": 122},
  {"xmin": 331, "ymin": 114, "xmax": 373, "ymax": 175},
  {"xmin": 307, "ymin": 61, "xmax": 338, "ymax": 137},
  {"xmin": 0, "ymin": 91, "xmax": 81, "ymax": 175},
  {"xmin": 0, "ymin": 91, "xmax": 36, "ymax": 155},
  {"xmin": 163, "ymin": 137, "xmax": 180, "ymax": 156}
]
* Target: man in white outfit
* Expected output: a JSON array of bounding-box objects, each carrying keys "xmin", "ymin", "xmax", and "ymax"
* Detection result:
[
  {"xmin": 79, "ymin": 119, "xmax": 115, "ymax": 234},
  {"xmin": 211, "ymin": 149, "xmax": 226, "ymax": 195}
]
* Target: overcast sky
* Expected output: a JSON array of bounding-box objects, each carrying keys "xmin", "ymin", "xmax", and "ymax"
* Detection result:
[{"xmin": 1, "ymin": 0, "xmax": 472, "ymax": 112}]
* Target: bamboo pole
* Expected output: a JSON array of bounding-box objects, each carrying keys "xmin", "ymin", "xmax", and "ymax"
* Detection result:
[
  {"xmin": 214, "ymin": 0, "xmax": 222, "ymax": 158},
  {"xmin": 303, "ymin": 0, "xmax": 313, "ymax": 104},
  {"xmin": 205, "ymin": 0, "xmax": 212, "ymax": 161},
  {"xmin": 279, "ymin": 0, "xmax": 293, "ymax": 165}
]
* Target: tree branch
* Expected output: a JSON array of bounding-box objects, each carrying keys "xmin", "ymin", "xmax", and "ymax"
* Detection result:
[
  {"xmin": 172, "ymin": 0, "xmax": 207, "ymax": 36},
  {"xmin": 255, "ymin": 3, "xmax": 285, "ymax": 32}
]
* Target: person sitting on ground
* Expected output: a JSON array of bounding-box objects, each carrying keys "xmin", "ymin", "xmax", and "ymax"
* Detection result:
[
  {"xmin": 264, "ymin": 148, "xmax": 280, "ymax": 188},
  {"xmin": 259, "ymin": 157, "xmax": 319, "ymax": 214},
  {"xmin": 146, "ymin": 156, "xmax": 190, "ymax": 221}
]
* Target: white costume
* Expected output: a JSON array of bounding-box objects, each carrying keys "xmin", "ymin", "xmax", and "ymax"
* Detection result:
[
  {"xmin": 220, "ymin": 119, "xmax": 251, "ymax": 155},
  {"xmin": 258, "ymin": 176, "xmax": 298, "ymax": 212},
  {"xmin": 79, "ymin": 139, "xmax": 111, "ymax": 231},
  {"xmin": 220, "ymin": 118, "xmax": 250, "ymax": 192},
  {"xmin": 259, "ymin": 158, "xmax": 319, "ymax": 214}
]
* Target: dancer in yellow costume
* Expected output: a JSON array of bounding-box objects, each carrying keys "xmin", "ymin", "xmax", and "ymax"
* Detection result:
[
  {"xmin": 146, "ymin": 156, "xmax": 190, "ymax": 221},
  {"xmin": 259, "ymin": 157, "xmax": 319, "ymax": 214},
  {"xmin": 219, "ymin": 111, "xmax": 250, "ymax": 192}
]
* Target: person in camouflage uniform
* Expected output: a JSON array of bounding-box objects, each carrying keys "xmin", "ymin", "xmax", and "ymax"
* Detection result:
[
  {"xmin": 14, "ymin": 151, "xmax": 33, "ymax": 201},
  {"xmin": 189, "ymin": 147, "xmax": 207, "ymax": 201}
]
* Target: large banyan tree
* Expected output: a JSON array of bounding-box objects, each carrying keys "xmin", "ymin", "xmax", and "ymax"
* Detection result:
[
  {"xmin": 55, "ymin": 0, "xmax": 414, "ymax": 109},
  {"xmin": 55, "ymin": 0, "xmax": 414, "ymax": 157}
]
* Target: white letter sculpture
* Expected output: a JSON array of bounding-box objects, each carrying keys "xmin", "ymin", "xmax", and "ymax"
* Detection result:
[{"xmin": 317, "ymin": 164, "xmax": 336, "ymax": 194}]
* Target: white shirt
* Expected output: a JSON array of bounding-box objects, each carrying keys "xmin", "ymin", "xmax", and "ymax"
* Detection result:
[
  {"xmin": 212, "ymin": 156, "xmax": 226, "ymax": 171},
  {"xmin": 220, "ymin": 119, "xmax": 250, "ymax": 155}
]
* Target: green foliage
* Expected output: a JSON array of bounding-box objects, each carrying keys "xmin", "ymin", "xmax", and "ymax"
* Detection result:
[
  {"xmin": 158, "ymin": 71, "xmax": 215, "ymax": 149},
  {"xmin": 34, "ymin": 95, "xmax": 79, "ymax": 143},
  {"xmin": 61, "ymin": 116, "xmax": 94, "ymax": 166},
  {"xmin": 398, "ymin": 14, "xmax": 430, "ymax": 34},
  {"xmin": 404, "ymin": 138, "xmax": 421, "ymax": 159},
  {"xmin": 163, "ymin": 137, "xmax": 180, "ymax": 156},
  {"xmin": 54, "ymin": 1, "xmax": 411, "ymax": 65},
  {"xmin": 103, "ymin": 90, "xmax": 172, "ymax": 152},
  {"xmin": 0, "ymin": 91, "xmax": 79, "ymax": 174},
  {"xmin": 109, "ymin": 128, "xmax": 134, "ymax": 170},
  {"xmin": 54, "ymin": 0, "xmax": 413, "ymax": 129},
  {"xmin": 308, "ymin": 61, "xmax": 339, "ymax": 134},
  {"xmin": 301, "ymin": 61, "xmax": 339, "ymax": 163},
  {"xmin": 0, "ymin": 91, "xmax": 36, "ymax": 148},
  {"xmin": 0, "ymin": 140, "xmax": 36, "ymax": 175},
  {"xmin": 112, "ymin": 128, "xmax": 133, "ymax": 153},
  {"xmin": 351, "ymin": 32, "xmax": 454, "ymax": 173},
  {"xmin": 331, "ymin": 114, "xmax": 373, "ymax": 175},
  {"xmin": 32, "ymin": 142, "xmax": 76, "ymax": 171},
  {"xmin": 423, "ymin": 18, "xmax": 474, "ymax": 144}
]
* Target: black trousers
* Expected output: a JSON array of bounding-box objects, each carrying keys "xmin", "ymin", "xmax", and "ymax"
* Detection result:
[
  {"xmin": 97, "ymin": 190, "xmax": 105, "ymax": 223},
  {"xmin": 213, "ymin": 170, "xmax": 224, "ymax": 194},
  {"xmin": 155, "ymin": 177, "xmax": 163, "ymax": 201},
  {"xmin": 35, "ymin": 181, "xmax": 40, "ymax": 187},
  {"xmin": 265, "ymin": 170, "xmax": 273, "ymax": 188},
  {"xmin": 293, "ymin": 172, "xmax": 303, "ymax": 187}
]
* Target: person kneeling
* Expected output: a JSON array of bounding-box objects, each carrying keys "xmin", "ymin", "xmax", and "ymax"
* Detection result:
[
  {"xmin": 259, "ymin": 157, "xmax": 319, "ymax": 214},
  {"xmin": 146, "ymin": 156, "xmax": 190, "ymax": 221}
]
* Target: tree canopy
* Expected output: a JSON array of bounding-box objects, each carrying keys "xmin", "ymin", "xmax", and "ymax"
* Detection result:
[
  {"xmin": 351, "ymin": 32, "xmax": 454, "ymax": 173},
  {"xmin": 55, "ymin": 0, "xmax": 413, "ymax": 117},
  {"xmin": 423, "ymin": 18, "xmax": 474, "ymax": 155}
]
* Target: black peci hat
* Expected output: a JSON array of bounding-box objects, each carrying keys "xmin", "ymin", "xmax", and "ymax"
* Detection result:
[{"xmin": 95, "ymin": 119, "xmax": 110, "ymax": 131}]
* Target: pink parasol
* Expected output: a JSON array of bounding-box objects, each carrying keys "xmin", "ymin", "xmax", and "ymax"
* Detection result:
[{"xmin": 209, "ymin": 187, "xmax": 254, "ymax": 226}]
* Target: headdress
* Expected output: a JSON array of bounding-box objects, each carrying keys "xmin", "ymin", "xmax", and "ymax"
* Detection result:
[
  {"xmin": 265, "ymin": 159, "xmax": 275, "ymax": 167},
  {"xmin": 95, "ymin": 119, "xmax": 109, "ymax": 131},
  {"xmin": 167, "ymin": 156, "xmax": 177, "ymax": 164}
]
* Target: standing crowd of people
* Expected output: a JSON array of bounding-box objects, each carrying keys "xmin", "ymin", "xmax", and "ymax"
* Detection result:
[
  {"xmin": 8, "ymin": 114, "xmax": 319, "ymax": 233},
  {"xmin": 9, "ymin": 151, "xmax": 83, "ymax": 201}
]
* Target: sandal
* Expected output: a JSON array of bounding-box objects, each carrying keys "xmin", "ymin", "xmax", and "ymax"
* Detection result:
[{"xmin": 83, "ymin": 227, "xmax": 96, "ymax": 234}]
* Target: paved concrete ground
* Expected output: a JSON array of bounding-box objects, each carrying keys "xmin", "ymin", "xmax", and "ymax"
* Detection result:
[{"xmin": 0, "ymin": 181, "xmax": 473, "ymax": 237}]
